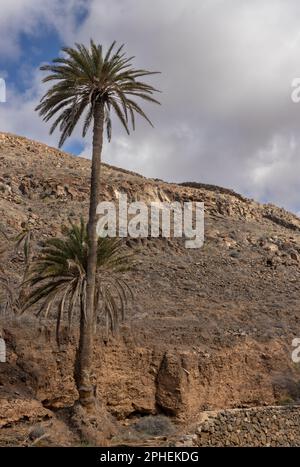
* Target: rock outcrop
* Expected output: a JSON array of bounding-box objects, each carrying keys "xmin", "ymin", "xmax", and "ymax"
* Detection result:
[{"xmin": 1, "ymin": 132, "xmax": 300, "ymax": 445}]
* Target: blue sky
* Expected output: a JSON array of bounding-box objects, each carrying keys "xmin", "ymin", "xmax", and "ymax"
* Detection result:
[
  {"xmin": 5, "ymin": 33, "xmax": 61, "ymax": 92},
  {"xmin": 0, "ymin": 3, "xmax": 88, "ymax": 154},
  {"xmin": 1, "ymin": 0, "xmax": 300, "ymax": 214}
]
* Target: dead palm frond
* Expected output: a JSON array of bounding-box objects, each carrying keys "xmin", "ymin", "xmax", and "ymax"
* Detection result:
[
  {"xmin": 0, "ymin": 229, "xmax": 18, "ymax": 314},
  {"xmin": 22, "ymin": 219, "xmax": 133, "ymax": 342}
]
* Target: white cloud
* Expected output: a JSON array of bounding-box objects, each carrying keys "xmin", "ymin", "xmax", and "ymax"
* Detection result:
[
  {"xmin": 74, "ymin": 0, "xmax": 300, "ymax": 212},
  {"xmin": 2, "ymin": 0, "xmax": 300, "ymax": 212},
  {"xmin": 0, "ymin": 0, "xmax": 87, "ymax": 57}
]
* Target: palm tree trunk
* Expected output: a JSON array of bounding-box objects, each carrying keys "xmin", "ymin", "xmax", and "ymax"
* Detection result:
[{"xmin": 76, "ymin": 100, "xmax": 104, "ymax": 409}]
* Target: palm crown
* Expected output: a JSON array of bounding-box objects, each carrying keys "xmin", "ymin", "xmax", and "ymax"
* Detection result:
[{"xmin": 36, "ymin": 40, "xmax": 160, "ymax": 147}]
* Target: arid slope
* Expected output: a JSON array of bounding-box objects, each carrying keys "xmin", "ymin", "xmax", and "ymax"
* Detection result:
[{"xmin": 1, "ymin": 132, "xmax": 300, "ymax": 445}]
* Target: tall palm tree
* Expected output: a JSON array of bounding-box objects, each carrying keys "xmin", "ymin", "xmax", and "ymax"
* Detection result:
[
  {"xmin": 35, "ymin": 40, "xmax": 160, "ymax": 407},
  {"xmin": 22, "ymin": 219, "xmax": 133, "ymax": 406}
]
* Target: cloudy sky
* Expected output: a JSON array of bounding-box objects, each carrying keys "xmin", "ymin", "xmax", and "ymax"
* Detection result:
[{"xmin": 1, "ymin": 0, "xmax": 300, "ymax": 213}]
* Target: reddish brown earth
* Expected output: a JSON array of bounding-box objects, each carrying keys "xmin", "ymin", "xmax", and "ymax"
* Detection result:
[{"xmin": 1, "ymin": 132, "xmax": 300, "ymax": 446}]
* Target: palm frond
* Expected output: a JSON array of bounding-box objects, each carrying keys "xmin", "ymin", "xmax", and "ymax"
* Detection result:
[
  {"xmin": 36, "ymin": 41, "xmax": 160, "ymax": 147},
  {"xmin": 0, "ymin": 231, "xmax": 19, "ymax": 315}
]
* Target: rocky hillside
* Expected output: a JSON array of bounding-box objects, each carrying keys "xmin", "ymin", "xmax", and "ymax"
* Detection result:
[{"xmin": 1, "ymin": 131, "xmax": 300, "ymax": 446}]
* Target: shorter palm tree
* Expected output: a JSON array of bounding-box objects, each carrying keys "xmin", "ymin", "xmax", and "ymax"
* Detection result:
[{"xmin": 21, "ymin": 219, "xmax": 133, "ymax": 403}]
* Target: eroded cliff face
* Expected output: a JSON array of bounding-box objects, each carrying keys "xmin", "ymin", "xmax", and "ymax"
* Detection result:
[
  {"xmin": 1, "ymin": 132, "xmax": 300, "ymax": 445},
  {"xmin": 0, "ymin": 320, "xmax": 295, "ymax": 422}
]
